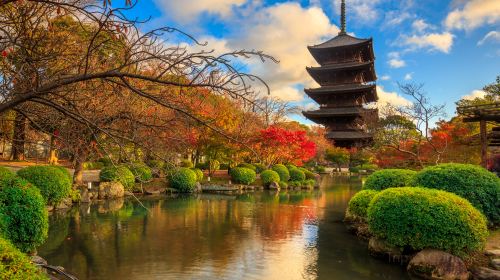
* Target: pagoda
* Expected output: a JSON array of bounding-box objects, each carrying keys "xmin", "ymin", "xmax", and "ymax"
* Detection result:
[{"xmin": 302, "ymin": 0, "xmax": 378, "ymax": 147}]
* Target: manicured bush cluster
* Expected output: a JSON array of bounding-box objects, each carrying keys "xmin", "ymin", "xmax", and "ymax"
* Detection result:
[
  {"xmin": 286, "ymin": 164, "xmax": 297, "ymax": 171},
  {"xmin": 230, "ymin": 167, "xmax": 256, "ymax": 185},
  {"xmin": 314, "ymin": 166, "xmax": 326, "ymax": 173},
  {"xmin": 412, "ymin": 163, "xmax": 500, "ymax": 225},
  {"xmin": 128, "ymin": 163, "xmax": 153, "ymax": 182},
  {"xmin": 278, "ymin": 181, "xmax": 288, "ymax": 189},
  {"xmin": 237, "ymin": 163, "xmax": 256, "ymax": 171},
  {"xmin": 260, "ymin": 170, "xmax": 280, "ymax": 187},
  {"xmin": 347, "ymin": 190, "xmax": 379, "ymax": 219},
  {"xmin": 17, "ymin": 166, "xmax": 72, "ymax": 205},
  {"xmin": 299, "ymin": 167, "xmax": 316, "ymax": 180},
  {"xmin": 190, "ymin": 168, "xmax": 204, "ymax": 182},
  {"xmin": 0, "ymin": 237, "xmax": 47, "ymax": 279},
  {"xmin": 363, "ymin": 169, "xmax": 416, "ymax": 191},
  {"xmin": 0, "ymin": 177, "xmax": 48, "ymax": 253},
  {"xmin": 303, "ymin": 179, "xmax": 316, "ymax": 188},
  {"xmin": 51, "ymin": 166, "xmax": 72, "ymax": 182},
  {"xmin": 82, "ymin": 161, "xmax": 105, "ymax": 170},
  {"xmin": 252, "ymin": 163, "xmax": 266, "ymax": 174},
  {"xmin": 289, "ymin": 168, "xmax": 305, "ymax": 182},
  {"xmin": 99, "ymin": 165, "xmax": 135, "ymax": 191},
  {"xmin": 367, "ymin": 187, "xmax": 488, "ymax": 255},
  {"xmin": 272, "ymin": 164, "xmax": 290, "ymax": 182},
  {"xmin": 0, "ymin": 166, "xmax": 15, "ymax": 182},
  {"xmin": 168, "ymin": 168, "xmax": 197, "ymax": 192},
  {"xmin": 180, "ymin": 159, "xmax": 194, "ymax": 168}
]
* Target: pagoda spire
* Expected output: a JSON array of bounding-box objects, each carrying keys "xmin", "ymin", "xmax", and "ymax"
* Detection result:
[{"xmin": 339, "ymin": 0, "xmax": 346, "ymax": 35}]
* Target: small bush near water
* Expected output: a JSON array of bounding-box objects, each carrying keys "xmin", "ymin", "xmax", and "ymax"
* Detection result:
[
  {"xmin": 347, "ymin": 190, "xmax": 379, "ymax": 219},
  {"xmin": 0, "ymin": 237, "xmax": 47, "ymax": 279},
  {"xmin": 367, "ymin": 187, "xmax": 488, "ymax": 256},
  {"xmin": 260, "ymin": 170, "xmax": 280, "ymax": 187},
  {"xmin": 272, "ymin": 164, "xmax": 290, "ymax": 182},
  {"xmin": 252, "ymin": 163, "xmax": 266, "ymax": 174},
  {"xmin": 169, "ymin": 168, "xmax": 197, "ymax": 192},
  {"xmin": 0, "ymin": 177, "xmax": 48, "ymax": 253},
  {"xmin": 128, "ymin": 163, "xmax": 153, "ymax": 182},
  {"xmin": 99, "ymin": 165, "xmax": 135, "ymax": 191},
  {"xmin": 17, "ymin": 166, "xmax": 71, "ymax": 205},
  {"xmin": 289, "ymin": 168, "xmax": 305, "ymax": 182},
  {"xmin": 237, "ymin": 163, "xmax": 256, "ymax": 171},
  {"xmin": 190, "ymin": 168, "xmax": 204, "ymax": 182},
  {"xmin": 363, "ymin": 169, "xmax": 416, "ymax": 191},
  {"xmin": 230, "ymin": 167, "xmax": 256, "ymax": 185}
]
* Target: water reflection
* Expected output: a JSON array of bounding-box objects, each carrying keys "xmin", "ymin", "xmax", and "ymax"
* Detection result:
[{"xmin": 39, "ymin": 176, "xmax": 409, "ymax": 280}]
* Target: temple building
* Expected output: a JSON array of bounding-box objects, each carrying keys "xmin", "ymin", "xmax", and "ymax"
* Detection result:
[{"xmin": 302, "ymin": 0, "xmax": 379, "ymax": 147}]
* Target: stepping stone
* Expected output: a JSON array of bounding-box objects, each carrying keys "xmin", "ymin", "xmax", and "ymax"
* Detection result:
[{"xmin": 492, "ymin": 259, "xmax": 500, "ymax": 270}]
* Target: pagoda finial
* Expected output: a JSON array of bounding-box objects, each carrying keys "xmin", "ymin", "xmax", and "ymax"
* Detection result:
[{"xmin": 339, "ymin": 0, "xmax": 346, "ymax": 35}]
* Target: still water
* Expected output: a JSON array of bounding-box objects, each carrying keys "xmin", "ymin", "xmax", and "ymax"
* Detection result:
[{"xmin": 39, "ymin": 176, "xmax": 409, "ymax": 280}]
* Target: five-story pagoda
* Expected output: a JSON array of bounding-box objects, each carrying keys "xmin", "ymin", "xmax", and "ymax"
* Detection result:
[{"xmin": 303, "ymin": 0, "xmax": 378, "ymax": 147}]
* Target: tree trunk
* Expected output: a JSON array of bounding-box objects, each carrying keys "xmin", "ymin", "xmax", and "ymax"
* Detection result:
[
  {"xmin": 73, "ymin": 158, "xmax": 84, "ymax": 185},
  {"xmin": 480, "ymin": 120, "xmax": 488, "ymax": 168},
  {"xmin": 11, "ymin": 112, "xmax": 27, "ymax": 160}
]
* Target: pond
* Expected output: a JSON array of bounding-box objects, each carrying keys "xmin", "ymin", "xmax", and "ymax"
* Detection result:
[{"xmin": 38, "ymin": 176, "xmax": 410, "ymax": 280}]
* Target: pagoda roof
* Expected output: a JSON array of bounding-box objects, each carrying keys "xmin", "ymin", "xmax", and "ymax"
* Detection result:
[
  {"xmin": 306, "ymin": 61, "xmax": 373, "ymax": 72},
  {"xmin": 326, "ymin": 131, "xmax": 373, "ymax": 140},
  {"xmin": 305, "ymin": 84, "xmax": 378, "ymax": 103},
  {"xmin": 308, "ymin": 34, "xmax": 371, "ymax": 50},
  {"xmin": 303, "ymin": 107, "xmax": 377, "ymax": 118}
]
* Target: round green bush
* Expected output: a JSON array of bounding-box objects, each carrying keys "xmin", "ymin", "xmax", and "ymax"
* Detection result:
[
  {"xmin": 17, "ymin": 166, "xmax": 71, "ymax": 205},
  {"xmin": 190, "ymin": 168, "xmax": 204, "ymax": 182},
  {"xmin": 279, "ymin": 181, "xmax": 288, "ymax": 189},
  {"xmin": 169, "ymin": 168, "xmax": 197, "ymax": 192},
  {"xmin": 0, "ymin": 237, "xmax": 47, "ymax": 279},
  {"xmin": 0, "ymin": 177, "xmax": 48, "ymax": 253},
  {"xmin": 286, "ymin": 164, "xmax": 297, "ymax": 171},
  {"xmin": 367, "ymin": 187, "xmax": 488, "ymax": 255},
  {"xmin": 230, "ymin": 167, "xmax": 256, "ymax": 185},
  {"xmin": 237, "ymin": 163, "xmax": 256, "ymax": 171},
  {"xmin": 289, "ymin": 169, "xmax": 306, "ymax": 182},
  {"xmin": 0, "ymin": 166, "xmax": 15, "ymax": 183},
  {"xmin": 128, "ymin": 163, "xmax": 153, "ymax": 182},
  {"xmin": 260, "ymin": 170, "xmax": 280, "ymax": 186},
  {"xmin": 180, "ymin": 160, "xmax": 194, "ymax": 168},
  {"xmin": 272, "ymin": 164, "xmax": 290, "ymax": 182},
  {"xmin": 252, "ymin": 163, "xmax": 266, "ymax": 174},
  {"xmin": 51, "ymin": 166, "xmax": 72, "ymax": 182},
  {"xmin": 363, "ymin": 169, "xmax": 416, "ymax": 191},
  {"xmin": 299, "ymin": 167, "xmax": 316, "ymax": 180},
  {"xmin": 412, "ymin": 163, "xmax": 500, "ymax": 225},
  {"xmin": 347, "ymin": 190, "xmax": 379, "ymax": 219},
  {"xmin": 99, "ymin": 165, "xmax": 135, "ymax": 191}
]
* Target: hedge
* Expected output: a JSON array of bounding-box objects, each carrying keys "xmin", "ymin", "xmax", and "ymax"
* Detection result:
[
  {"xmin": 260, "ymin": 170, "xmax": 280, "ymax": 187},
  {"xmin": 17, "ymin": 166, "xmax": 71, "ymax": 205},
  {"xmin": 0, "ymin": 177, "xmax": 48, "ymax": 253},
  {"xmin": 286, "ymin": 164, "xmax": 297, "ymax": 171},
  {"xmin": 252, "ymin": 163, "xmax": 266, "ymax": 174},
  {"xmin": 237, "ymin": 163, "xmax": 256, "ymax": 171},
  {"xmin": 190, "ymin": 168, "xmax": 204, "ymax": 182},
  {"xmin": 169, "ymin": 168, "xmax": 197, "ymax": 192},
  {"xmin": 0, "ymin": 237, "xmax": 48, "ymax": 280},
  {"xmin": 51, "ymin": 166, "xmax": 72, "ymax": 182},
  {"xmin": 412, "ymin": 163, "xmax": 500, "ymax": 225},
  {"xmin": 299, "ymin": 167, "xmax": 316, "ymax": 180},
  {"xmin": 230, "ymin": 167, "xmax": 256, "ymax": 185},
  {"xmin": 347, "ymin": 190, "xmax": 379, "ymax": 219},
  {"xmin": 128, "ymin": 163, "xmax": 153, "ymax": 182},
  {"xmin": 180, "ymin": 160, "xmax": 194, "ymax": 168},
  {"xmin": 363, "ymin": 169, "xmax": 416, "ymax": 191},
  {"xmin": 0, "ymin": 166, "xmax": 15, "ymax": 183},
  {"xmin": 272, "ymin": 164, "xmax": 290, "ymax": 182},
  {"xmin": 367, "ymin": 187, "xmax": 488, "ymax": 256},
  {"xmin": 99, "ymin": 165, "xmax": 135, "ymax": 191},
  {"xmin": 289, "ymin": 169, "xmax": 305, "ymax": 182}
]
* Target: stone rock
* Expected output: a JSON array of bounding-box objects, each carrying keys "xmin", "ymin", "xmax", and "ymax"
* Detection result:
[
  {"xmin": 78, "ymin": 186, "xmax": 91, "ymax": 203},
  {"xmin": 268, "ymin": 182, "xmax": 280, "ymax": 190},
  {"xmin": 486, "ymin": 250, "xmax": 500, "ymax": 258},
  {"xmin": 31, "ymin": 255, "xmax": 47, "ymax": 266},
  {"xmin": 98, "ymin": 182, "xmax": 124, "ymax": 199},
  {"xmin": 195, "ymin": 182, "xmax": 202, "ymax": 193},
  {"xmin": 471, "ymin": 267, "xmax": 500, "ymax": 280},
  {"xmin": 491, "ymin": 259, "xmax": 500, "ymax": 270},
  {"xmin": 368, "ymin": 237, "xmax": 410, "ymax": 263},
  {"xmin": 407, "ymin": 249, "xmax": 469, "ymax": 280},
  {"xmin": 54, "ymin": 197, "xmax": 73, "ymax": 210}
]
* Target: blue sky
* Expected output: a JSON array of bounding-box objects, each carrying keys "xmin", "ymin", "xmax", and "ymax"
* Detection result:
[{"xmin": 125, "ymin": 0, "xmax": 499, "ymax": 125}]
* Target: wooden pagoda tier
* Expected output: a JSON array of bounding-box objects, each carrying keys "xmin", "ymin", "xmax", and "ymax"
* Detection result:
[{"xmin": 304, "ymin": 84, "xmax": 377, "ymax": 105}]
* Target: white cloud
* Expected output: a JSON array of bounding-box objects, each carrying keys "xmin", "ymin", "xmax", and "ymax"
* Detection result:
[
  {"xmin": 478, "ymin": 31, "xmax": 500, "ymax": 45},
  {"xmin": 404, "ymin": 73, "xmax": 413, "ymax": 80},
  {"xmin": 401, "ymin": 32, "xmax": 454, "ymax": 53},
  {"xmin": 445, "ymin": 0, "xmax": 500, "ymax": 31},
  {"xmin": 388, "ymin": 52, "xmax": 406, "ymax": 68},
  {"xmin": 380, "ymin": 75, "xmax": 391, "ymax": 81},
  {"xmin": 412, "ymin": 19, "xmax": 431, "ymax": 33},
  {"xmin": 303, "ymin": 102, "xmax": 319, "ymax": 111},
  {"xmin": 154, "ymin": 0, "xmax": 247, "ymax": 22},
  {"xmin": 375, "ymin": 85, "xmax": 412, "ymax": 108},
  {"xmin": 332, "ymin": 0, "xmax": 383, "ymax": 23},
  {"xmin": 462, "ymin": 89, "xmax": 486, "ymax": 100},
  {"xmin": 383, "ymin": 11, "xmax": 413, "ymax": 28}
]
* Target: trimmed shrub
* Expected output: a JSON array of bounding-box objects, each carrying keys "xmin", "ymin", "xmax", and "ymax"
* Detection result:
[
  {"xmin": 190, "ymin": 168, "xmax": 204, "ymax": 182},
  {"xmin": 314, "ymin": 165, "xmax": 326, "ymax": 173},
  {"xmin": 252, "ymin": 163, "xmax": 266, "ymax": 174},
  {"xmin": 272, "ymin": 164, "xmax": 290, "ymax": 182},
  {"xmin": 412, "ymin": 163, "xmax": 500, "ymax": 225},
  {"xmin": 180, "ymin": 159, "xmax": 194, "ymax": 168},
  {"xmin": 278, "ymin": 181, "xmax": 288, "ymax": 189},
  {"xmin": 51, "ymin": 166, "xmax": 72, "ymax": 182},
  {"xmin": 347, "ymin": 190, "xmax": 379, "ymax": 219},
  {"xmin": 0, "ymin": 177, "xmax": 48, "ymax": 253},
  {"xmin": 0, "ymin": 237, "xmax": 47, "ymax": 279},
  {"xmin": 0, "ymin": 166, "xmax": 15, "ymax": 183},
  {"xmin": 99, "ymin": 165, "xmax": 135, "ymax": 191},
  {"xmin": 289, "ymin": 168, "xmax": 306, "ymax": 182},
  {"xmin": 237, "ymin": 163, "xmax": 257, "ymax": 171},
  {"xmin": 286, "ymin": 164, "xmax": 297, "ymax": 171},
  {"xmin": 230, "ymin": 167, "xmax": 256, "ymax": 185},
  {"xmin": 289, "ymin": 181, "xmax": 302, "ymax": 188},
  {"xmin": 128, "ymin": 163, "xmax": 153, "ymax": 182},
  {"xmin": 17, "ymin": 166, "xmax": 71, "ymax": 205},
  {"xmin": 367, "ymin": 187, "xmax": 488, "ymax": 255},
  {"xmin": 169, "ymin": 168, "xmax": 197, "ymax": 192},
  {"xmin": 299, "ymin": 167, "xmax": 316, "ymax": 180},
  {"xmin": 260, "ymin": 170, "xmax": 280, "ymax": 187},
  {"xmin": 363, "ymin": 169, "xmax": 416, "ymax": 191},
  {"xmin": 304, "ymin": 179, "xmax": 316, "ymax": 187}
]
